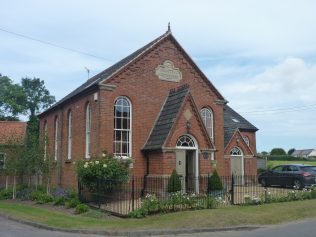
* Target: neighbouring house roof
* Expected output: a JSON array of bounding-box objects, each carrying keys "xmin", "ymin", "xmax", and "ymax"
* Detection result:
[
  {"xmin": 224, "ymin": 105, "xmax": 258, "ymax": 147},
  {"xmin": 292, "ymin": 149, "xmax": 316, "ymax": 156},
  {"xmin": 0, "ymin": 121, "xmax": 27, "ymax": 145},
  {"xmin": 39, "ymin": 30, "xmax": 226, "ymax": 117},
  {"xmin": 142, "ymin": 85, "xmax": 189, "ymax": 151}
]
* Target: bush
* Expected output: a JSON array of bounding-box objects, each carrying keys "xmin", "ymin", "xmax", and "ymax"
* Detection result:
[
  {"xmin": 0, "ymin": 189, "xmax": 13, "ymax": 200},
  {"xmin": 36, "ymin": 193, "xmax": 54, "ymax": 204},
  {"xmin": 76, "ymin": 152, "xmax": 132, "ymax": 192},
  {"xmin": 65, "ymin": 198, "xmax": 80, "ymax": 209},
  {"xmin": 53, "ymin": 196, "xmax": 66, "ymax": 206},
  {"xmin": 167, "ymin": 170, "xmax": 182, "ymax": 193},
  {"xmin": 75, "ymin": 204, "xmax": 89, "ymax": 214},
  {"xmin": 30, "ymin": 190, "xmax": 45, "ymax": 201},
  {"xmin": 16, "ymin": 187, "xmax": 34, "ymax": 200},
  {"xmin": 207, "ymin": 170, "xmax": 223, "ymax": 193}
]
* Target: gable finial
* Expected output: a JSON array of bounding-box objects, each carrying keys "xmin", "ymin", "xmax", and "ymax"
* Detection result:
[{"xmin": 167, "ymin": 22, "xmax": 171, "ymax": 33}]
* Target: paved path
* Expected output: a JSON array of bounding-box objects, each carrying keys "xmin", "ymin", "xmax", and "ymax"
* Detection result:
[{"xmin": 1, "ymin": 215, "xmax": 316, "ymax": 237}]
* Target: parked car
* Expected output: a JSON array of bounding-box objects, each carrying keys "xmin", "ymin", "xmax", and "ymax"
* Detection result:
[{"xmin": 258, "ymin": 164, "xmax": 316, "ymax": 190}]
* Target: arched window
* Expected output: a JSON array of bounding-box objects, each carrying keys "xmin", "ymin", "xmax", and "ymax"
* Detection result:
[
  {"xmin": 85, "ymin": 103, "xmax": 91, "ymax": 159},
  {"xmin": 114, "ymin": 97, "xmax": 131, "ymax": 157},
  {"xmin": 243, "ymin": 135, "xmax": 250, "ymax": 146},
  {"xmin": 67, "ymin": 111, "xmax": 72, "ymax": 160},
  {"xmin": 200, "ymin": 108, "xmax": 213, "ymax": 140},
  {"xmin": 230, "ymin": 147, "xmax": 243, "ymax": 156},
  {"xmin": 176, "ymin": 135, "xmax": 196, "ymax": 147},
  {"xmin": 44, "ymin": 121, "xmax": 47, "ymax": 160},
  {"xmin": 54, "ymin": 117, "xmax": 58, "ymax": 161}
]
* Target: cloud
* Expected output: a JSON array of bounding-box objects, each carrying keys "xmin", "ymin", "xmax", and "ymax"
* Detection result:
[{"xmin": 218, "ymin": 58, "xmax": 316, "ymax": 150}]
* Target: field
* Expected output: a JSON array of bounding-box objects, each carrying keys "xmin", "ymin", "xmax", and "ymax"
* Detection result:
[{"xmin": 268, "ymin": 160, "xmax": 316, "ymax": 168}]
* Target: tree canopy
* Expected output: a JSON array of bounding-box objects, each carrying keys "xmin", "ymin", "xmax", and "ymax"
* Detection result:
[
  {"xmin": 0, "ymin": 75, "xmax": 26, "ymax": 120},
  {"xmin": 0, "ymin": 75, "xmax": 55, "ymax": 120},
  {"xmin": 270, "ymin": 148, "xmax": 286, "ymax": 156},
  {"xmin": 288, "ymin": 148, "xmax": 295, "ymax": 155}
]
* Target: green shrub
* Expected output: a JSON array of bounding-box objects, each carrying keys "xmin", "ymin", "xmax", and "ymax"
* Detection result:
[
  {"xmin": 167, "ymin": 170, "xmax": 182, "ymax": 193},
  {"xmin": 76, "ymin": 152, "xmax": 132, "ymax": 192},
  {"xmin": 53, "ymin": 196, "xmax": 65, "ymax": 206},
  {"xmin": 36, "ymin": 193, "xmax": 54, "ymax": 204},
  {"xmin": 30, "ymin": 190, "xmax": 45, "ymax": 201},
  {"xmin": 75, "ymin": 204, "xmax": 89, "ymax": 214},
  {"xmin": 0, "ymin": 189, "xmax": 13, "ymax": 200},
  {"xmin": 207, "ymin": 170, "xmax": 223, "ymax": 192},
  {"xmin": 65, "ymin": 198, "xmax": 80, "ymax": 209}
]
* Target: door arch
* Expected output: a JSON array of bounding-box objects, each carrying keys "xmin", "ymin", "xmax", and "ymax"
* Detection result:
[{"xmin": 175, "ymin": 134, "xmax": 199, "ymax": 193}]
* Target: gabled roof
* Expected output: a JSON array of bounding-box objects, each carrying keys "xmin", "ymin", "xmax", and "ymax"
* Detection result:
[
  {"xmin": 142, "ymin": 85, "xmax": 189, "ymax": 151},
  {"xmin": 40, "ymin": 29, "xmax": 226, "ymax": 116},
  {"xmin": 224, "ymin": 128, "xmax": 254, "ymax": 156},
  {"xmin": 0, "ymin": 121, "xmax": 27, "ymax": 145},
  {"xmin": 292, "ymin": 149, "xmax": 316, "ymax": 156},
  {"xmin": 224, "ymin": 105, "xmax": 258, "ymax": 147}
]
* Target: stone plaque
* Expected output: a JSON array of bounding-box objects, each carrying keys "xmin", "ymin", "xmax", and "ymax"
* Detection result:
[
  {"xmin": 155, "ymin": 60, "xmax": 182, "ymax": 82},
  {"xmin": 183, "ymin": 109, "xmax": 192, "ymax": 121}
]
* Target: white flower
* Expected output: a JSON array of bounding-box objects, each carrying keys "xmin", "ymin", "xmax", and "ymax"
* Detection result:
[
  {"xmin": 83, "ymin": 164, "xmax": 88, "ymax": 168},
  {"xmin": 85, "ymin": 162, "xmax": 88, "ymax": 165},
  {"xmin": 102, "ymin": 153, "xmax": 106, "ymax": 157},
  {"xmin": 95, "ymin": 161, "xmax": 99, "ymax": 165},
  {"xmin": 103, "ymin": 164, "xmax": 107, "ymax": 168},
  {"xmin": 72, "ymin": 161, "xmax": 76, "ymax": 165}
]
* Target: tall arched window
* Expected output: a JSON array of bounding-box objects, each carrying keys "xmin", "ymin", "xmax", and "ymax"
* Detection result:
[
  {"xmin": 85, "ymin": 103, "xmax": 91, "ymax": 159},
  {"xmin": 54, "ymin": 117, "xmax": 58, "ymax": 161},
  {"xmin": 44, "ymin": 121, "xmax": 47, "ymax": 160},
  {"xmin": 230, "ymin": 147, "xmax": 243, "ymax": 156},
  {"xmin": 200, "ymin": 108, "xmax": 213, "ymax": 140},
  {"xmin": 243, "ymin": 135, "xmax": 250, "ymax": 146},
  {"xmin": 114, "ymin": 96, "xmax": 131, "ymax": 157},
  {"xmin": 67, "ymin": 111, "xmax": 72, "ymax": 160}
]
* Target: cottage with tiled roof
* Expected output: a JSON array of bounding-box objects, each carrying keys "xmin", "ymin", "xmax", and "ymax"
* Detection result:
[{"xmin": 39, "ymin": 28, "xmax": 258, "ymax": 191}]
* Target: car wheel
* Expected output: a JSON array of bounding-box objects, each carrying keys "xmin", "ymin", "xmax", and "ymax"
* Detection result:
[
  {"xmin": 293, "ymin": 179, "xmax": 303, "ymax": 190},
  {"xmin": 261, "ymin": 178, "xmax": 268, "ymax": 187}
]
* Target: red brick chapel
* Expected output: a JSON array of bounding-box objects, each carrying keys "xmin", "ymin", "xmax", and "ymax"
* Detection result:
[{"xmin": 39, "ymin": 27, "xmax": 258, "ymax": 191}]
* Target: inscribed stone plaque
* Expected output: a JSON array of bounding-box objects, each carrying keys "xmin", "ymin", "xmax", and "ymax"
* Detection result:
[
  {"xmin": 155, "ymin": 60, "xmax": 182, "ymax": 82},
  {"xmin": 184, "ymin": 109, "xmax": 192, "ymax": 121}
]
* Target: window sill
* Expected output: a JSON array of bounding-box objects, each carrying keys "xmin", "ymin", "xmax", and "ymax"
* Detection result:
[{"xmin": 65, "ymin": 159, "xmax": 72, "ymax": 163}]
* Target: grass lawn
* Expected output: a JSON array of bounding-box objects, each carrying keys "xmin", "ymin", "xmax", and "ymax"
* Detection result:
[
  {"xmin": 268, "ymin": 160, "xmax": 316, "ymax": 168},
  {"xmin": 1, "ymin": 200, "xmax": 316, "ymax": 231}
]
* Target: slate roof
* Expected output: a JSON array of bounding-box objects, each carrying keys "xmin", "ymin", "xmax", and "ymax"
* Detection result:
[
  {"xmin": 39, "ymin": 31, "xmax": 171, "ymax": 116},
  {"xmin": 39, "ymin": 30, "xmax": 226, "ymax": 117},
  {"xmin": 224, "ymin": 105, "xmax": 258, "ymax": 147},
  {"xmin": 142, "ymin": 85, "xmax": 189, "ymax": 151},
  {"xmin": 292, "ymin": 149, "xmax": 315, "ymax": 156},
  {"xmin": 0, "ymin": 121, "xmax": 27, "ymax": 145}
]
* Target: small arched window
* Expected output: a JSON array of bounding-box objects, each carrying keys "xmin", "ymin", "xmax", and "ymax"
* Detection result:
[
  {"xmin": 85, "ymin": 103, "xmax": 91, "ymax": 159},
  {"xmin": 200, "ymin": 108, "xmax": 213, "ymax": 140},
  {"xmin": 176, "ymin": 135, "xmax": 196, "ymax": 148},
  {"xmin": 54, "ymin": 117, "xmax": 58, "ymax": 161},
  {"xmin": 230, "ymin": 147, "xmax": 243, "ymax": 156},
  {"xmin": 114, "ymin": 97, "xmax": 131, "ymax": 157},
  {"xmin": 67, "ymin": 111, "xmax": 72, "ymax": 160},
  {"xmin": 243, "ymin": 135, "xmax": 250, "ymax": 146}
]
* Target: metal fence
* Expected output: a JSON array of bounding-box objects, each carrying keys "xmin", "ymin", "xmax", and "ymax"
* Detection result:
[{"xmin": 78, "ymin": 175, "xmax": 298, "ymax": 216}]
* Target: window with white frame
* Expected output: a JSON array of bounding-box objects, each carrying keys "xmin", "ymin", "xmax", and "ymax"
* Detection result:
[
  {"xmin": 67, "ymin": 111, "xmax": 72, "ymax": 160},
  {"xmin": 200, "ymin": 108, "xmax": 214, "ymax": 140},
  {"xmin": 113, "ymin": 97, "xmax": 131, "ymax": 157},
  {"xmin": 44, "ymin": 121, "xmax": 47, "ymax": 160},
  {"xmin": 85, "ymin": 103, "xmax": 91, "ymax": 159},
  {"xmin": 0, "ymin": 153, "xmax": 5, "ymax": 169},
  {"xmin": 243, "ymin": 135, "xmax": 250, "ymax": 146},
  {"xmin": 54, "ymin": 117, "xmax": 58, "ymax": 161},
  {"xmin": 176, "ymin": 135, "xmax": 196, "ymax": 147},
  {"xmin": 230, "ymin": 147, "xmax": 243, "ymax": 156}
]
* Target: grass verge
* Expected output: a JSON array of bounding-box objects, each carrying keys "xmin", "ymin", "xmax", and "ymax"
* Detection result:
[
  {"xmin": 268, "ymin": 160, "xmax": 316, "ymax": 167},
  {"xmin": 1, "ymin": 200, "xmax": 316, "ymax": 231}
]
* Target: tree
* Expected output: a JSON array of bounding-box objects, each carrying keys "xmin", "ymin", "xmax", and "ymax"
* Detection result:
[
  {"xmin": 167, "ymin": 170, "xmax": 182, "ymax": 193},
  {"xmin": 288, "ymin": 148, "xmax": 295, "ymax": 155},
  {"xmin": 270, "ymin": 148, "xmax": 286, "ymax": 156},
  {"xmin": 0, "ymin": 74, "xmax": 25, "ymax": 120},
  {"xmin": 207, "ymin": 170, "xmax": 223, "ymax": 193},
  {"xmin": 21, "ymin": 77, "xmax": 55, "ymax": 117}
]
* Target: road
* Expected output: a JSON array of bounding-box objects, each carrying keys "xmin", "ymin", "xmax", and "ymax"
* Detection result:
[{"xmin": 1, "ymin": 216, "xmax": 316, "ymax": 237}]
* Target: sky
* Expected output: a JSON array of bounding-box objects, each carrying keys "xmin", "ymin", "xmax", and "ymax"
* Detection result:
[{"xmin": 1, "ymin": 0, "xmax": 316, "ymax": 152}]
